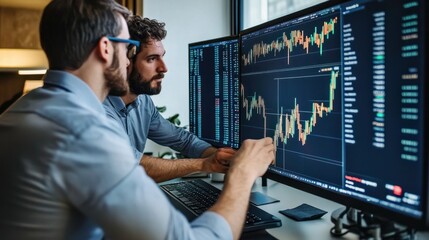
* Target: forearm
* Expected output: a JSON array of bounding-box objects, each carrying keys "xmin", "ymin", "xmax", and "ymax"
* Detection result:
[
  {"xmin": 208, "ymin": 169, "xmax": 256, "ymax": 240},
  {"xmin": 140, "ymin": 155, "xmax": 205, "ymax": 183},
  {"xmin": 200, "ymin": 146, "xmax": 217, "ymax": 158},
  {"xmin": 207, "ymin": 138, "xmax": 274, "ymax": 240}
]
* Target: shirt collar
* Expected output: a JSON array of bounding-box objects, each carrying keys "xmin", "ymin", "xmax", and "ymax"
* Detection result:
[
  {"xmin": 43, "ymin": 70, "xmax": 106, "ymax": 115},
  {"xmin": 106, "ymin": 95, "xmax": 140, "ymax": 114}
]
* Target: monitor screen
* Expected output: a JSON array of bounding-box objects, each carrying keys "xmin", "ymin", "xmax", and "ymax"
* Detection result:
[
  {"xmin": 240, "ymin": 0, "xmax": 428, "ymax": 228},
  {"xmin": 189, "ymin": 36, "xmax": 240, "ymax": 148}
]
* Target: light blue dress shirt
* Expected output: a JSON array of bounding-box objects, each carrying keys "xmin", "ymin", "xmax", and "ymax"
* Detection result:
[
  {"xmin": 0, "ymin": 70, "xmax": 232, "ymax": 240},
  {"xmin": 103, "ymin": 95, "xmax": 211, "ymax": 160}
]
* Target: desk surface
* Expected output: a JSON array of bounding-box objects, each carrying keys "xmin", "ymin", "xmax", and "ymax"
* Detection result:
[{"xmin": 203, "ymin": 177, "xmax": 429, "ymax": 240}]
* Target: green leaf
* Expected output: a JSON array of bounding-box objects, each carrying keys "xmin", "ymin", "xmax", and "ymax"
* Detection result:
[
  {"xmin": 156, "ymin": 106, "xmax": 167, "ymax": 113},
  {"xmin": 167, "ymin": 113, "xmax": 181, "ymax": 126}
]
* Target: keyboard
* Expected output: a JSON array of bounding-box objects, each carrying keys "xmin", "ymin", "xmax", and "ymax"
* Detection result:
[{"xmin": 160, "ymin": 179, "xmax": 282, "ymax": 232}]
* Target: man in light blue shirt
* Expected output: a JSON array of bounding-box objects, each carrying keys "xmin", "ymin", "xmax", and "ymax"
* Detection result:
[
  {"xmin": 103, "ymin": 16, "xmax": 232, "ymax": 182},
  {"xmin": 0, "ymin": 0, "xmax": 275, "ymax": 239}
]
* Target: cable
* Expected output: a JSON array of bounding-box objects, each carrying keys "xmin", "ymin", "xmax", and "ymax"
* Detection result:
[
  {"xmin": 330, "ymin": 207, "xmax": 352, "ymax": 237},
  {"xmin": 330, "ymin": 209, "xmax": 417, "ymax": 240}
]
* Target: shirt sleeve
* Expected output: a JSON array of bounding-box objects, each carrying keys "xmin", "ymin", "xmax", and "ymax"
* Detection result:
[
  {"xmin": 51, "ymin": 121, "xmax": 231, "ymax": 240},
  {"xmin": 189, "ymin": 212, "xmax": 233, "ymax": 240},
  {"xmin": 146, "ymin": 98, "xmax": 212, "ymax": 158}
]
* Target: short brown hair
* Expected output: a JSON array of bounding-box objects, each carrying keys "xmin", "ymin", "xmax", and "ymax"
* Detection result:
[{"xmin": 40, "ymin": 0, "xmax": 131, "ymax": 70}]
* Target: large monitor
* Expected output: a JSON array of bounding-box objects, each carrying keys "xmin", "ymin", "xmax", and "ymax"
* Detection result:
[
  {"xmin": 240, "ymin": 0, "xmax": 428, "ymax": 232},
  {"xmin": 189, "ymin": 36, "xmax": 240, "ymax": 148}
]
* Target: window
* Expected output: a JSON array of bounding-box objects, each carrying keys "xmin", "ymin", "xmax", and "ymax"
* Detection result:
[{"xmin": 240, "ymin": 0, "xmax": 327, "ymax": 30}]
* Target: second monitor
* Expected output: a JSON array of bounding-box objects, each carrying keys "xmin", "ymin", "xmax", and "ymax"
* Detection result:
[{"xmin": 188, "ymin": 36, "xmax": 240, "ymax": 149}]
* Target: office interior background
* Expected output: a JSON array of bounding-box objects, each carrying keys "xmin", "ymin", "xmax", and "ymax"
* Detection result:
[
  {"xmin": 0, "ymin": 0, "xmax": 324, "ymax": 155},
  {"xmin": 1, "ymin": 1, "xmax": 429, "ymax": 238}
]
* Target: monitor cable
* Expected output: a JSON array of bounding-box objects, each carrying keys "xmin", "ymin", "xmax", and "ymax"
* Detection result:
[
  {"xmin": 330, "ymin": 207, "xmax": 417, "ymax": 240},
  {"xmin": 330, "ymin": 206, "xmax": 355, "ymax": 237}
]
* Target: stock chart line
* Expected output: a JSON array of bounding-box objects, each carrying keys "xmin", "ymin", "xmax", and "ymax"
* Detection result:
[
  {"xmin": 241, "ymin": 85, "xmax": 267, "ymax": 137},
  {"xmin": 241, "ymin": 70, "xmax": 339, "ymax": 145},
  {"xmin": 274, "ymin": 70, "xmax": 339, "ymax": 147},
  {"xmin": 242, "ymin": 17, "xmax": 338, "ymax": 66}
]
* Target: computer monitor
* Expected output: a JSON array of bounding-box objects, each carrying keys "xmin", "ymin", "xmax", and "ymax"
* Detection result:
[
  {"xmin": 189, "ymin": 36, "xmax": 240, "ymax": 148},
  {"xmin": 240, "ymin": 0, "xmax": 428, "ymax": 232}
]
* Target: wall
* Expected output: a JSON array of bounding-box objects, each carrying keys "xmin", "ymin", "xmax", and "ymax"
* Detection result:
[
  {"xmin": 0, "ymin": 7, "xmax": 42, "ymax": 48},
  {"xmin": 143, "ymin": 0, "xmax": 230, "ymax": 126},
  {"xmin": 142, "ymin": 0, "xmax": 230, "ymax": 154},
  {"xmin": 0, "ymin": 7, "xmax": 44, "ymax": 112}
]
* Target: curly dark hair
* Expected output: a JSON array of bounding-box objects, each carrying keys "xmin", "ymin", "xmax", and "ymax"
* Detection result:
[{"xmin": 127, "ymin": 15, "xmax": 167, "ymax": 47}]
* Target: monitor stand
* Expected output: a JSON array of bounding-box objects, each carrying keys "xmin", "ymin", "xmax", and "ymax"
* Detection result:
[{"xmin": 330, "ymin": 207, "xmax": 416, "ymax": 240}]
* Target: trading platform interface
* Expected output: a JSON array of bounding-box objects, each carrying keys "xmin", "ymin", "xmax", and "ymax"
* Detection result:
[
  {"xmin": 240, "ymin": 0, "xmax": 426, "ymax": 224},
  {"xmin": 189, "ymin": 37, "xmax": 240, "ymax": 148}
]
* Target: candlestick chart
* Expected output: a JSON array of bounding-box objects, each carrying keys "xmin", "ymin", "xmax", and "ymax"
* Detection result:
[
  {"xmin": 242, "ymin": 15, "xmax": 338, "ymax": 68},
  {"xmin": 240, "ymin": 10, "xmax": 343, "ymax": 186}
]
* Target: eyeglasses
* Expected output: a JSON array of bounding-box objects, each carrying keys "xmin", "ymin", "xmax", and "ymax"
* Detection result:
[{"xmin": 107, "ymin": 36, "xmax": 141, "ymax": 59}]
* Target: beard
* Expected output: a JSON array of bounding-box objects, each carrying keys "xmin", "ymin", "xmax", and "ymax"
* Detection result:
[
  {"xmin": 128, "ymin": 66, "xmax": 163, "ymax": 95},
  {"xmin": 105, "ymin": 46, "xmax": 128, "ymax": 96}
]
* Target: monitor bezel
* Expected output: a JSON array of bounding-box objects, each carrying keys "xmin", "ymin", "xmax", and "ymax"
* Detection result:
[
  {"xmin": 188, "ymin": 35, "xmax": 238, "ymax": 49},
  {"xmin": 238, "ymin": 0, "xmax": 429, "ymax": 229}
]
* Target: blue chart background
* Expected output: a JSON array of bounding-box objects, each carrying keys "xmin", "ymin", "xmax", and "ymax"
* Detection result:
[{"xmin": 240, "ymin": 11, "xmax": 343, "ymax": 186}]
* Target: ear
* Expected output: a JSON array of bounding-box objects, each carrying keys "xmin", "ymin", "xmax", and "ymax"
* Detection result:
[
  {"xmin": 95, "ymin": 36, "xmax": 112, "ymax": 64},
  {"xmin": 127, "ymin": 60, "xmax": 133, "ymax": 75}
]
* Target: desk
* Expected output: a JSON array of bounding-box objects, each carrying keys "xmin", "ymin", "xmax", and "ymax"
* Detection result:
[{"xmin": 205, "ymin": 177, "xmax": 429, "ymax": 240}]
